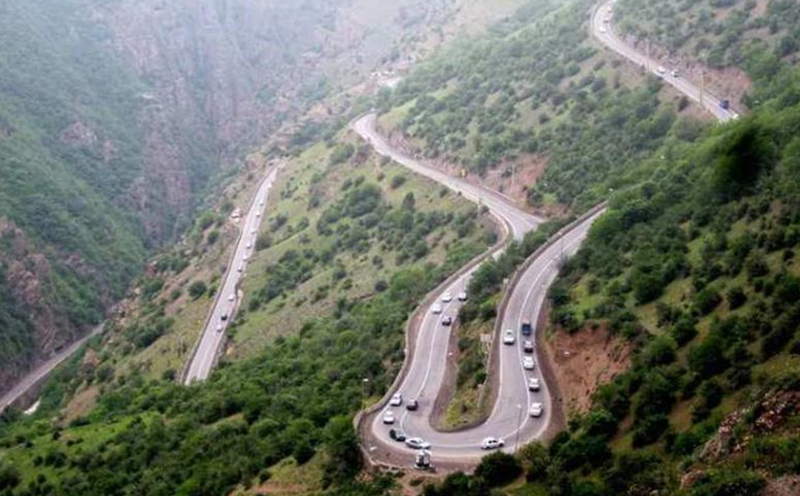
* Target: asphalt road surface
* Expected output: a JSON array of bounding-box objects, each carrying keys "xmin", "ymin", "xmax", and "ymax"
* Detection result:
[
  {"xmin": 0, "ymin": 325, "xmax": 103, "ymax": 413},
  {"xmin": 593, "ymin": 0, "xmax": 737, "ymax": 123},
  {"xmin": 183, "ymin": 167, "xmax": 279, "ymax": 384},
  {"xmin": 353, "ymin": 114, "xmax": 605, "ymax": 462},
  {"xmin": 353, "ymin": 115, "xmax": 542, "ymax": 240}
]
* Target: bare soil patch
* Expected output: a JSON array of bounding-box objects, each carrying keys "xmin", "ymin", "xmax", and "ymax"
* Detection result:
[{"xmin": 545, "ymin": 323, "xmax": 632, "ymax": 417}]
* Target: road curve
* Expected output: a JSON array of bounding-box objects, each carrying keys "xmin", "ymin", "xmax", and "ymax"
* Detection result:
[
  {"xmin": 353, "ymin": 114, "xmax": 605, "ymax": 463},
  {"xmin": 592, "ymin": 0, "xmax": 737, "ymax": 123},
  {"xmin": 183, "ymin": 167, "xmax": 279, "ymax": 384}
]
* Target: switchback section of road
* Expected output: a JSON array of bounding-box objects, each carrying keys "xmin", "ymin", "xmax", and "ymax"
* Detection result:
[{"xmin": 352, "ymin": 114, "xmax": 606, "ymax": 467}]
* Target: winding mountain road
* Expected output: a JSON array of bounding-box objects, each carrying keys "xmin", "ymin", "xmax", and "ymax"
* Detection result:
[
  {"xmin": 592, "ymin": 0, "xmax": 738, "ymax": 122},
  {"xmin": 353, "ymin": 115, "xmax": 605, "ymax": 464}
]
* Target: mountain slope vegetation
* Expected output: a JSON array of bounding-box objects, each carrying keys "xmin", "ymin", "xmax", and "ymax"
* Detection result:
[{"xmin": 0, "ymin": 0, "xmax": 522, "ymax": 396}]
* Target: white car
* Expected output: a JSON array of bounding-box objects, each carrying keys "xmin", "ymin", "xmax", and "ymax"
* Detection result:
[
  {"xmin": 442, "ymin": 292, "xmax": 453, "ymax": 303},
  {"xmin": 656, "ymin": 66, "xmax": 666, "ymax": 75},
  {"xmin": 390, "ymin": 393, "xmax": 403, "ymax": 407},
  {"xmin": 259, "ymin": 200, "xmax": 264, "ymax": 206},
  {"xmin": 228, "ymin": 294, "xmax": 235, "ymax": 302},
  {"xmin": 245, "ymin": 242, "xmax": 252, "ymax": 249},
  {"xmin": 671, "ymin": 69, "xmax": 680, "ymax": 78},
  {"xmin": 457, "ymin": 291, "xmax": 468, "ymax": 302},
  {"xmin": 600, "ymin": 26, "xmax": 606, "ymax": 33},
  {"xmin": 529, "ymin": 402, "xmax": 544, "ymax": 417},
  {"xmin": 432, "ymin": 303, "xmax": 443, "ymax": 314},
  {"xmin": 256, "ymin": 212, "xmax": 261, "ymax": 218},
  {"xmin": 382, "ymin": 410, "xmax": 395, "ymax": 424},
  {"xmin": 481, "ymin": 437, "xmax": 505, "ymax": 450},
  {"xmin": 216, "ymin": 324, "xmax": 223, "ymax": 333},
  {"xmin": 523, "ymin": 357, "xmax": 535, "ymax": 370},
  {"xmin": 503, "ymin": 329, "xmax": 515, "ymax": 345},
  {"xmin": 528, "ymin": 377, "xmax": 541, "ymax": 392},
  {"xmin": 238, "ymin": 264, "xmax": 244, "ymax": 273},
  {"xmin": 405, "ymin": 437, "xmax": 431, "ymax": 450}
]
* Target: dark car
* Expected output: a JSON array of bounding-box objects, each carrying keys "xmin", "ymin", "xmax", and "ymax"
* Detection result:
[
  {"xmin": 520, "ymin": 319, "xmax": 532, "ymax": 336},
  {"xmin": 720, "ymin": 99, "xmax": 730, "ymax": 110},
  {"xmin": 442, "ymin": 315, "xmax": 453, "ymax": 326},
  {"xmin": 406, "ymin": 399, "xmax": 419, "ymax": 411},
  {"xmin": 389, "ymin": 428, "xmax": 407, "ymax": 442}
]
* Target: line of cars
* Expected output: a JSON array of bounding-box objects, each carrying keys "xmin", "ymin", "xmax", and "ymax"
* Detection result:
[
  {"xmin": 504, "ymin": 319, "xmax": 545, "ymax": 418},
  {"xmin": 381, "ymin": 289, "xmax": 470, "ymax": 451}
]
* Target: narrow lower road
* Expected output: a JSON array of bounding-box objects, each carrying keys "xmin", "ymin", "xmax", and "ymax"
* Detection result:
[
  {"xmin": 0, "ymin": 325, "xmax": 102, "ymax": 413},
  {"xmin": 353, "ymin": 114, "xmax": 605, "ymax": 465},
  {"xmin": 184, "ymin": 167, "xmax": 280, "ymax": 384},
  {"xmin": 592, "ymin": 0, "xmax": 738, "ymax": 122}
]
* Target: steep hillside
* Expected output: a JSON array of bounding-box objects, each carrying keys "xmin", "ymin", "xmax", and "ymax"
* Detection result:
[
  {"xmin": 614, "ymin": 0, "xmax": 800, "ymax": 108},
  {"xmin": 0, "ymin": 0, "xmax": 523, "ymax": 396},
  {"xmin": 376, "ymin": 0, "xmax": 712, "ymax": 215}
]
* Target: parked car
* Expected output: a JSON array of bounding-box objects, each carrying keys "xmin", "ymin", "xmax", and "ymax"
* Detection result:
[
  {"xmin": 523, "ymin": 340, "xmax": 534, "ymax": 353},
  {"xmin": 441, "ymin": 315, "xmax": 453, "ymax": 326},
  {"xmin": 389, "ymin": 429, "xmax": 407, "ymax": 442},
  {"xmin": 442, "ymin": 292, "xmax": 453, "ymax": 303},
  {"xmin": 382, "ymin": 410, "xmax": 395, "ymax": 424},
  {"xmin": 528, "ymin": 377, "xmax": 541, "ymax": 392},
  {"xmin": 457, "ymin": 291, "xmax": 468, "ymax": 302},
  {"xmin": 480, "ymin": 437, "xmax": 505, "ymax": 450},
  {"xmin": 432, "ymin": 303, "xmax": 443, "ymax": 314},
  {"xmin": 529, "ymin": 402, "xmax": 544, "ymax": 417},
  {"xmin": 405, "ymin": 437, "xmax": 431, "ymax": 450},
  {"xmin": 523, "ymin": 356, "xmax": 535, "ymax": 370},
  {"xmin": 521, "ymin": 320, "xmax": 532, "ymax": 336},
  {"xmin": 503, "ymin": 329, "xmax": 516, "ymax": 345},
  {"xmin": 406, "ymin": 399, "xmax": 419, "ymax": 411},
  {"xmin": 390, "ymin": 393, "xmax": 403, "ymax": 407}
]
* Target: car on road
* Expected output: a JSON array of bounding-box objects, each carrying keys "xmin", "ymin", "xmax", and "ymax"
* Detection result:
[
  {"xmin": 432, "ymin": 303, "xmax": 443, "ymax": 314},
  {"xmin": 238, "ymin": 264, "xmax": 244, "ymax": 272},
  {"xmin": 523, "ymin": 356, "xmax": 535, "ymax": 370},
  {"xmin": 383, "ymin": 410, "xmax": 395, "ymax": 424},
  {"xmin": 405, "ymin": 437, "xmax": 431, "ymax": 450},
  {"xmin": 221, "ymin": 313, "xmax": 229, "ymax": 321},
  {"xmin": 406, "ymin": 399, "xmax": 419, "ymax": 411},
  {"xmin": 528, "ymin": 377, "xmax": 541, "ymax": 391},
  {"xmin": 216, "ymin": 324, "xmax": 223, "ymax": 333},
  {"xmin": 529, "ymin": 402, "xmax": 544, "ymax": 417},
  {"xmin": 521, "ymin": 319, "xmax": 532, "ymax": 336},
  {"xmin": 251, "ymin": 229, "xmax": 256, "ymax": 235},
  {"xmin": 481, "ymin": 437, "xmax": 505, "ymax": 450},
  {"xmin": 228, "ymin": 294, "xmax": 235, "ymax": 302},
  {"xmin": 603, "ymin": 16, "xmax": 610, "ymax": 22},
  {"xmin": 259, "ymin": 200, "xmax": 264, "ymax": 206},
  {"xmin": 720, "ymin": 99, "xmax": 731, "ymax": 110},
  {"xmin": 442, "ymin": 292, "xmax": 453, "ymax": 303},
  {"xmin": 245, "ymin": 242, "xmax": 252, "ymax": 249},
  {"xmin": 656, "ymin": 66, "xmax": 666, "ymax": 75},
  {"xmin": 523, "ymin": 340, "xmax": 534, "ymax": 353},
  {"xmin": 389, "ymin": 428, "xmax": 407, "ymax": 442},
  {"xmin": 457, "ymin": 291, "xmax": 468, "ymax": 302},
  {"xmin": 256, "ymin": 212, "xmax": 261, "ymax": 218},
  {"xmin": 503, "ymin": 329, "xmax": 516, "ymax": 345},
  {"xmin": 390, "ymin": 393, "xmax": 403, "ymax": 407},
  {"xmin": 441, "ymin": 315, "xmax": 453, "ymax": 326},
  {"xmin": 599, "ymin": 26, "xmax": 606, "ymax": 33},
  {"xmin": 671, "ymin": 69, "xmax": 680, "ymax": 77}
]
